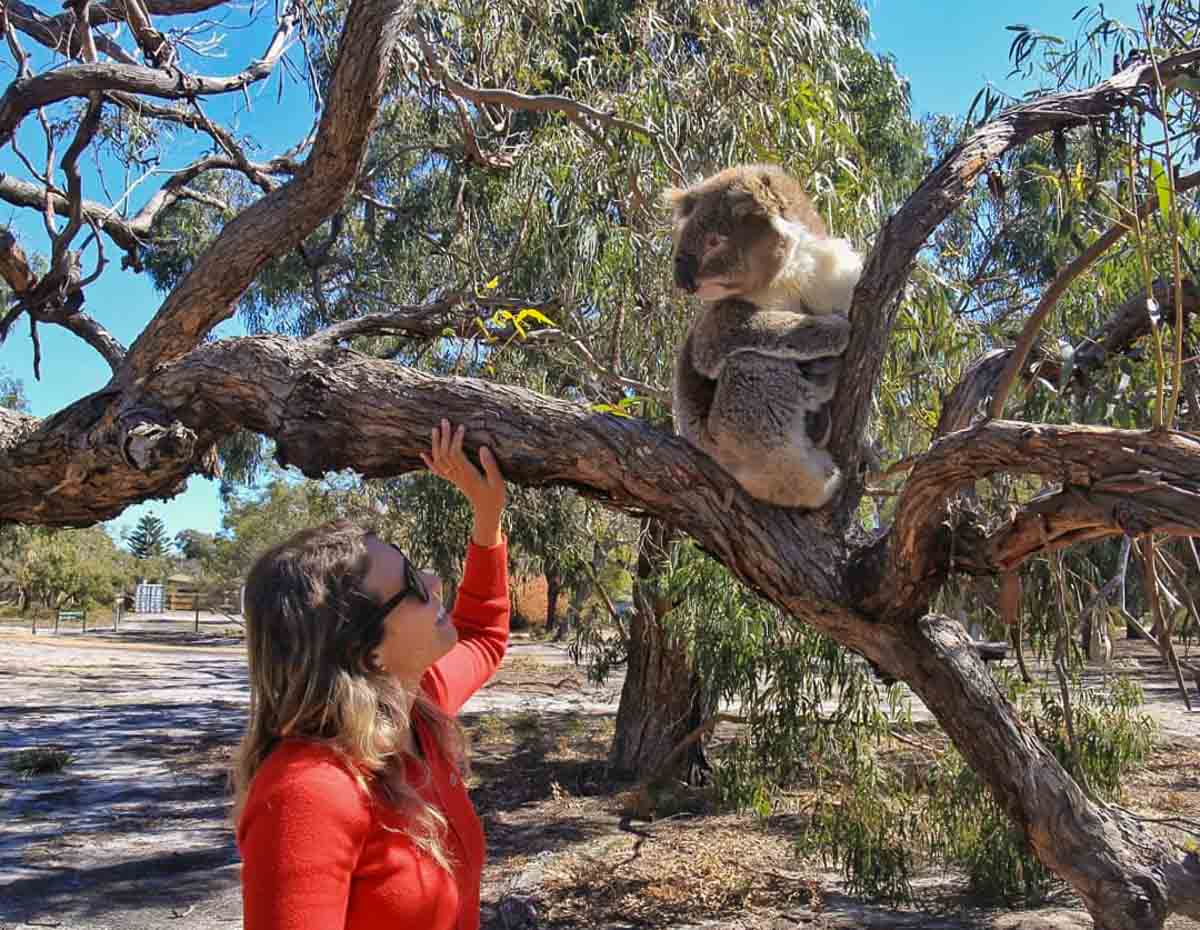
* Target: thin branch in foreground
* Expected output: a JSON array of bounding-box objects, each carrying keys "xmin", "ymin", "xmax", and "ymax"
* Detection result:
[{"xmin": 990, "ymin": 171, "xmax": 1200, "ymax": 419}]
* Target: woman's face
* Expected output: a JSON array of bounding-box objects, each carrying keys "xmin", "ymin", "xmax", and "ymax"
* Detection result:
[{"xmin": 361, "ymin": 535, "xmax": 455, "ymax": 684}]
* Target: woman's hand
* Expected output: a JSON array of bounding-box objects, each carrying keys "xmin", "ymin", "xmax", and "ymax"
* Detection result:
[{"xmin": 421, "ymin": 419, "xmax": 506, "ymax": 547}]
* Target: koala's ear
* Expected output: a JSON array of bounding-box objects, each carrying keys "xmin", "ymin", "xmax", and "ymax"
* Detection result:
[
  {"xmin": 662, "ymin": 187, "xmax": 694, "ymax": 216},
  {"xmin": 728, "ymin": 187, "xmax": 769, "ymax": 221}
]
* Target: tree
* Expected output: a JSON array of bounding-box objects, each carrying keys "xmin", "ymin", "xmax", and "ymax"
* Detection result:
[
  {"xmin": 0, "ymin": 525, "xmax": 133, "ymax": 611},
  {"xmin": 0, "ymin": 365, "xmax": 27, "ymax": 412},
  {"xmin": 127, "ymin": 514, "xmax": 168, "ymax": 560},
  {"xmin": 0, "ymin": 1, "xmax": 1199, "ymax": 926},
  {"xmin": 174, "ymin": 528, "xmax": 216, "ymax": 562}
]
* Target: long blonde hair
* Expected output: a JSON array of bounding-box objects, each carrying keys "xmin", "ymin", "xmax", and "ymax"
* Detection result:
[{"xmin": 232, "ymin": 519, "xmax": 468, "ymax": 870}]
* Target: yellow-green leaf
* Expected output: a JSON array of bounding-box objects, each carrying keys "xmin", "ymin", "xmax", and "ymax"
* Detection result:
[{"xmin": 515, "ymin": 308, "xmax": 556, "ymax": 328}]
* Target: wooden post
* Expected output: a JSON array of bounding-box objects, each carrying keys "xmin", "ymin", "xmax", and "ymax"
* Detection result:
[
  {"xmin": 54, "ymin": 609, "xmax": 60, "ymax": 634},
  {"xmin": 194, "ymin": 600, "xmax": 200, "ymax": 633}
]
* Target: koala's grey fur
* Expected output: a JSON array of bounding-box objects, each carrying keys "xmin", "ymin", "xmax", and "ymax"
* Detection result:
[{"xmin": 666, "ymin": 164, "xmax": 862, "ymax": 509}]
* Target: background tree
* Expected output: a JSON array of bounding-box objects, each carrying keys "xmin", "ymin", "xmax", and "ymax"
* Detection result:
[
  {"xmin": 0, "ymin": 525, "xmax": 133, "ymax": 612},
  {"xmin": 126, "ymin": 514, "xmax": 168, "ymax": 560},
  {"xmin": 0, "ymin": 0, "xmax": 1198, "ymax": 926},
  {"xmin": 173, "ymin": 528, "xmax": 217, "ymax": 563}
]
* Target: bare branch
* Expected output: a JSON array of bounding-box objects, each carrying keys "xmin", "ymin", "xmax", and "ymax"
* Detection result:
[
  {"xmin": 0, "ymin": 10, "xmax": 297, "ymax": 148},
  {"xmin": 3, "ymin": 0, "xmax": 139, "ymax": 65},
  {"xmin": 34, "ymin": 305, "xmax": 126, "ymax": 371},
  {"xmin": 414, "ymin": 29, "xmax": 658, "ymax": 142},
  {"xmin": 0, "ymin": 173, "xmax": 143, "ymax": 257},
  {"xmin": 113, "ymin": 0, "xmax": 175, "ymax": 67},
  {"xmin": 104, "ymin": 92, "xmax": 302, "ymax": 185},
  {"xmin": 303, "ymin": 301, "xmax": 460, "ymax": 346},
  {"xmin": 51, "ymin": 93, "xmax": 105, "ymax": 271},
  {"xmin": 521, "ymin": 327, "xmax": 671, "ymax": 404}
]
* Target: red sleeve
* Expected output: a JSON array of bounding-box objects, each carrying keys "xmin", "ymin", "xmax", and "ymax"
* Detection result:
[
  {"xmin": 237, "ymin": 748, "xmax": 370, "ymax": 930},
  {"xmin": 423, "ymin": 538, "xmax": 510, "ymax": 714}
]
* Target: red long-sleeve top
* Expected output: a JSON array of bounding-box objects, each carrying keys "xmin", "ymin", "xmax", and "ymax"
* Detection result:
[{"xmin": 237, "ymin": 539, "xmax": 510, "ymax": 930}]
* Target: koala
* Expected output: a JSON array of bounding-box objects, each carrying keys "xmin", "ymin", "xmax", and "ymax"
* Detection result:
[{"xmin": 666, "ymin": 164, "xmax": 863, "ymax": 509}]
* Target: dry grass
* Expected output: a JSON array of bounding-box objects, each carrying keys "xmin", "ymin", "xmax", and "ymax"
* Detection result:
[
  {"xmin": 537, "ymin": 815, "xmax": 822, "ymax": 928},
  {"xmin": 466, "ymin": 665, "xmax": 1200, "ymax": 930}
]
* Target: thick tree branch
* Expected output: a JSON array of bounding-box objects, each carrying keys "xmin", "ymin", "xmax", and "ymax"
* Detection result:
[
  {"xmin": 831, "ymin": 49, "xmax": 1200, "ymax": 514},
  {"xmin": 983, "ymin": 480, "xmax": 1200, "ymax": 571},
  {"xmin": 856, "ymin": 420, "xmax": 1200, "ymax": 622},
  {"xmin": 0, "ymin": 334, "xmax": 1196, "ymax": 925},
  {"xmin": 3, "ymin": 0, "xmax": 138, "ymax": 64},
  {"xmin": 1076, "ymin": 278, "xmax": 1200, "ymax": 372},
  {"xmin": 882, "ymin": 615, "xmax": 1200, "ymax": 928},
  {"xmin": 117, "ymin": 0, "xmax": 405, "ymax": 383},
  {"xmin": 933, "ymin": 279, "xmax": 1200, "ymax": 438}
]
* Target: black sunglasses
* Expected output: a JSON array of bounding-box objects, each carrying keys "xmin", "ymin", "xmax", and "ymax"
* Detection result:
[{"xmin": 370, "ymin": 544, "xmax": 431, "ymax": 620}]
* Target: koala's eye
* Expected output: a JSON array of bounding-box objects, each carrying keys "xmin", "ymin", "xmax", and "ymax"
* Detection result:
[{"xmin": 703, "ymin": 232, "xmax": 724, "ymax": 252}]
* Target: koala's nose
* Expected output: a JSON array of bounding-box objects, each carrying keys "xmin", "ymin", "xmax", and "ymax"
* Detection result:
[{"xmin": 674, "ymin": 253, "xmax": 699, "ymax": 292}]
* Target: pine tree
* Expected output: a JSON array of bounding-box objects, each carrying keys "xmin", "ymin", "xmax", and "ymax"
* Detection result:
[{"xmin": 128, "ymin": 514, "xmax": 168, "ymax": 560}]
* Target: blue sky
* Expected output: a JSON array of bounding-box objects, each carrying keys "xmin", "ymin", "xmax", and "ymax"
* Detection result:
[{"xmin": 1, "ymin": 1, "xmax": 1140, "ymax": 545}]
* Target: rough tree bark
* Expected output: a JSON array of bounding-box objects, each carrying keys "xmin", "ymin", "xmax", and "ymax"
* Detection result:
[{"xmin": 0, "ymin": 13, "xmax": 1198, "ymax": 928}]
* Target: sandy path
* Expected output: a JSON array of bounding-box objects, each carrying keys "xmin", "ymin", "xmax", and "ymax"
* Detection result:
[{"xmin": 0, "ymin": 629, "xmax": 1195, "ymax": 930}]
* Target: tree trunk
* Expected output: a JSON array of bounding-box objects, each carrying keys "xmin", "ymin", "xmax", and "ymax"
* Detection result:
[
  {"xmin": 609, "ymin": 519, "xmax": 713, "ymax": 781},
  {"xmin": 544, "ymin": 566, "xmax": 561, "ymax": 632},
  {"xmin": 553, "ymin": 581, "xmax": 583, "ymax": 642},
  {"xmin": 855, "ymin": 615, "xmax": 1200, "ymax": 930}
]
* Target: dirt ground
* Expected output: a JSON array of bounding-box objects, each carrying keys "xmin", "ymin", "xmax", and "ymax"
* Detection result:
[{"xmin": 0, "ymin": 624, "xmax": 1197, "ymax": 930}]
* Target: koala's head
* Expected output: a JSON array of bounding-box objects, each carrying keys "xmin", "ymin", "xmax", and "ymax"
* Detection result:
[
  {"xmin": 664, "ymin": 164, "xmax": 862, "ymax": 313},
  {"xmin": 664, "ymin": 164, "xmax": 825, "ymax": 300}
]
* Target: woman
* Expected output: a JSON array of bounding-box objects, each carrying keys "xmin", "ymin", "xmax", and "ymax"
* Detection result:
[{"xmin": 233, "ymin": 419, "xmax": 509, "ymax": 930}]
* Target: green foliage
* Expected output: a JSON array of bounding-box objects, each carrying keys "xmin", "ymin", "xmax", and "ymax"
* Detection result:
[
  {"xmin": 174, "ymin": 529, "xmax": 217, "ymax": 562},
  {"xmin": 127, "ymin": 514, "xmax": 169, "ymax": 560},
  {"xmin": 607, "ymin": 541, "xmax": 899, "ymax": 804},
  {"xmin": 808, "ymin": 767, "xmax": 921, "ymax": 904},
  {"xmin": 802, "ymin": 671, "xmax": 1156, "ymax": 906},
  {"xmin": 0, "ymin": 364, "xmax": 28, "ymax": 412},
  {"xmin": 0, "ymin": 525, "xmax": 134, "ymax": 611},
  {"xmin": 208, "ymin": 474, "xmax": 350, "ymax": 584}
]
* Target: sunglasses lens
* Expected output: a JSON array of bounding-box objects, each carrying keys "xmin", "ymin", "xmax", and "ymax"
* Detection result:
[{"xmin": 409, "ymin": 563, "xmax": 429, "ymax": 603}]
